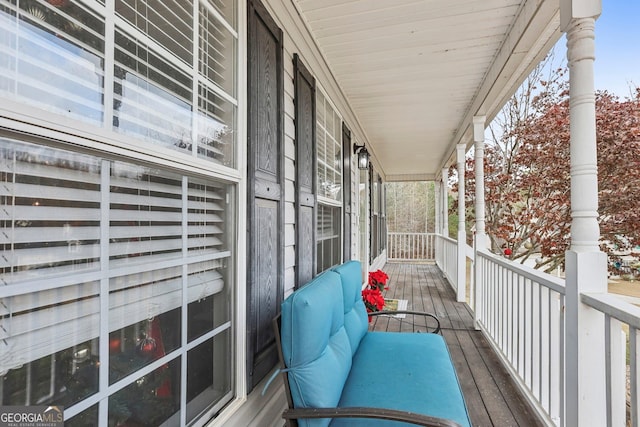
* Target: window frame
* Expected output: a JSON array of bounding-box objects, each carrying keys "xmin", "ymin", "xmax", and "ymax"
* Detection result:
[{"xmin": 315, "ymin": 85, "xmax": 343, "ymax": 272}]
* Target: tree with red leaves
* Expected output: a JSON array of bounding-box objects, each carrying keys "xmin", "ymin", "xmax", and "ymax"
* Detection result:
[{"xmin": 458, "ymin": 57, "xmax": 640, "ymax": 273}]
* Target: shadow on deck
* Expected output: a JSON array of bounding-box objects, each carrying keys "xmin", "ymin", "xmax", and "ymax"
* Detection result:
[{"xmin": 371, "ymin": 262, "xmax": 545, "ymax": 427}]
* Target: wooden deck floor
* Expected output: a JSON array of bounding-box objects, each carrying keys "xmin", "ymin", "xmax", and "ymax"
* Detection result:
[{"xmin": 370, "ymin": 262, "xmax": 544, "ymax": 427}]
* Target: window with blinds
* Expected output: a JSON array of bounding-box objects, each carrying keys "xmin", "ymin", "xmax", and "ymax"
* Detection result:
[
  {"xmin": 0, "ymin": 1, "xmax": 239, "ymax": 424},
  {"xmin": 316, "ymin": 91, "xmax": 342, "ymax": 201},
  {"xmin": 1, "ymin": 137, "xmax": 234, "ymax": 423},
  {"xmin": 0, "ymin": 0, "xmax": 238, "ymax": 169},
  {"xmin": 316, "ymin": 90, "xmax": 342, "ymax": 271}
]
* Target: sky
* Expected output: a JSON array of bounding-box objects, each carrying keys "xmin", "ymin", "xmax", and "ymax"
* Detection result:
[{"xmin": 593, "ymin": 2, "xmax": 640, "ymax": 97}]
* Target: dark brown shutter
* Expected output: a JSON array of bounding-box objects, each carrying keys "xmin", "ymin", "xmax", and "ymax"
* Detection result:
[
  {"xmin": 246, "ymin": 0, "xmax": 284, "ymax": 392},
  {"xmin": 342, "ymin": 122, "xmax": 352, "ymax": 261},
  {"xmin": 293, "ymin": 54, "xmax": 317, "ymax": 288}
]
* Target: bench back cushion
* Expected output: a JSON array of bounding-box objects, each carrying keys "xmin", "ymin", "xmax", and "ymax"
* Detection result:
[
  {"xmin": 331, "ymin": 260, "xmax": 368, "ymax": 356},
  {"xmin": 280, "ymin": 270, "xmax": 352, "ymax": 427}
]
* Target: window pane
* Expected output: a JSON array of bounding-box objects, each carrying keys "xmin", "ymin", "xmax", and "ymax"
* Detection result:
[
  {"xmin": 186, "ymin": 330, "xmax": 232, "ymax": 423},
  {"xmin": 109, "ymin": 163, "xmax": 183, "ymax": 267},
  {"xmin": 1, "ymin": 338, "xmax": 99, "ymax": 408},
  {"xmin": 108, "ymin": 307, "xmax": 181, "ymax": 384},
  {"xmin": 197, "ymin": 84, "xmax": 236, "ymax": 166},
  {"xmin": 113, "ymin": 30, "xmax": 192, "ymax": 151},
  {"xmin": 206, "ymin": 0, "xmax": 236, "ymax": 29},
  {"xmin": 317, "ymin": 204, "xmax": 341, "ymax": 272},
  {"xmin": 187, "ymin": 260, "xmax": 230, "ymax": 341},
  {"xmin": 0, "ymin": 1, "xmax": 105, "ymax": 124},
  {"xmin": 316, "ymin": 92, "xmax": 341, "ymax": 201},
  {"xmin": 108, "ymin": 358, "xmax": 181, "ymax": 426},
  {"xmin": 199, "ymin": 4, "xmax": 236, "ymax": 96},
  {"xmin": 1, "ymin": 141, "xmax": 101, "ymax": 281},
  {"xmin": 116, "ymin": 0, "xmax": 193, "ymax": 65}
]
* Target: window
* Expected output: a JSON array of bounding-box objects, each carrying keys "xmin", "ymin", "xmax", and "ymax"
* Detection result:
[
  {"xmin": 358, "ymin": 167, "xmax": 368, "ymax": 267},
  {"xmin": 1, "ymin": 139, "xmax": 235, "ymax": 425},
  {"xmin": 316, "ymin": 90, "xmax": 342, "ymax": 271},
  {"xmin": 0, "ymin": 1, "xmax": 239, "ymax": 425}
]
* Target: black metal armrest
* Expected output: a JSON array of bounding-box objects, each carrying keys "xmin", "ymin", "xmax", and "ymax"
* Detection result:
[
  {"xmin": 283, "ymin": 407, "xmax": 462, "ymax": 427},
  {"xmin": 368, "ymin": 310, "xmax": 441, "ymax": 334}
]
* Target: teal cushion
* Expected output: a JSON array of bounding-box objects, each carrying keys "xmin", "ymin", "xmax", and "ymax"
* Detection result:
[
  {"xmin": 331, "ymin": 260, "xmax": 368, "ymax": 356},
  {"xmin": 332, "ymin": 332, "xmax": 472, "ymax": 427},
  {"xmin": 280, "ymin": 271, "xmax": 352, "ymax": 427}
]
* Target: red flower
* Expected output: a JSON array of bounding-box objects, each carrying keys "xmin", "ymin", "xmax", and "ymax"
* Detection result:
[
  {"xmin": 362, "ymin": 288, "xmax": 385, "ymax": 312},
  {"xmin": 368, "ymin": 269, "xmax": 389, "ymax": 292}
]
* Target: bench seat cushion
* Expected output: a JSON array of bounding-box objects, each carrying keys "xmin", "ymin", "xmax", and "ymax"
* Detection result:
[
  {"xmin": 280, "ymin": 270, "xmax": 352, "ymax": 427},
  {"xmin": 332, "ymin": 332, "xmax": 472, "ymax": 427}
]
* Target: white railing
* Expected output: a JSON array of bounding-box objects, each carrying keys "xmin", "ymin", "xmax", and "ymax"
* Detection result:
[
  {"xmin": 437, "ymin": 236, "xmax": 458, "ymax": 291},
  {"xmin": 387, "ymin": 232, "xmax": 436, "ymax": 261},
  {"xmin": 475, "ymin": 249, "xmax": 565, "ymax": 426},
  {"xmin": 581, "ymin": 292, "xmax": 640, "ymax": 427},
  {"xmin": 419, "ymin": 234, "xmax": 640, "ymax": 426}
]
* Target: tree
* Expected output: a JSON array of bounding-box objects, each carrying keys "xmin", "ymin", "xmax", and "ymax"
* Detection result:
[
  {"xmin": 387, "ymin": 181, "xmax": 435, "ymax": 233},
  {"xmin": 458, "ymin": 57, "xmax": 640, "ymax": 273}
]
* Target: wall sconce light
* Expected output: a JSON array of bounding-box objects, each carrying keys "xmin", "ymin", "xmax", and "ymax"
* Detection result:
[{"xmin": 353, "ymin": 143, "xmax": 370, "ymax": 170}]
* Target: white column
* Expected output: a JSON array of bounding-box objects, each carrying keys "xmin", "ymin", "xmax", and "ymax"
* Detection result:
[
  {"xmin": 434, "ymin": 180, "xmax": 442, "ymax": 266},
  {"xmin": 473, "ymin": 115, "xmax": 486, "ymax": 329},
  {"xmin": 434, "ymin": 181, "xmax": 441, "ymax": 235},
  {"xmin": 441, "ymin": 168, "xmax": 449, "ymax": 237},
  {"xmin": 456, "ymin": 144, "xmax": 466, "ymax": 302},
  {"xmin": 561, "ymin": 1, "xmax": 606, "ymax": 426},
  {"xmin": 473, "ymin": 116, "xmax": 487, "ymax": 249}
]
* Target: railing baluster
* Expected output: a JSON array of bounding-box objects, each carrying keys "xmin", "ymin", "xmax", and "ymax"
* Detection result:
[
  {"xmin": 632, "ymin": 327, "xmax": 639, "ymax": 427},
  {"xmin": 606, "ymin": 314, "xmax": 613, "ymax": 427},
  {"xmin": 559, "ymin": 293, "xmax": 565, "ymax": 427}
]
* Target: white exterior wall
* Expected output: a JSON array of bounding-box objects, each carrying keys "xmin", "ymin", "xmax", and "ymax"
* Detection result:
[
  {"xmin": 212, "ymin": 1, "xmax": 372, "ymax": 426},
  {"xmin": 271, "ymin": 0, "xmax": 367, "ymax": 298}
]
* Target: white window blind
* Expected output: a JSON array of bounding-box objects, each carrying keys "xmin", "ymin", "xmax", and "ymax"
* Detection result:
[
  {"xmin": 316, "ymin": 90, "xmax": 342, "ymax": 201},
  {"xmin": 1, "ymin": 139, "xmax": 231, "ymax": 373}
]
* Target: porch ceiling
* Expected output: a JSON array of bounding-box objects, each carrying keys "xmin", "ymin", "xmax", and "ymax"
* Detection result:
[{"xmin": 292, "ymin": 0, "xmax": 562, "ymax": 181}]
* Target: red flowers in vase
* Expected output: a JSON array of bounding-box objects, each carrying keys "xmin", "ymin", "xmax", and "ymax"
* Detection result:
[{"xmin": 362, "ymin": 269, "xmax": 389, "ymax": 321}]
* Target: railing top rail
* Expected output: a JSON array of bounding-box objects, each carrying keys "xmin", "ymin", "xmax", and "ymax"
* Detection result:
[
  {"xmin": 582, "ymin": 292, "xmax": 640, "ymax": 329},
  {"xmin": 476, "ymin": 248, "xmax": 566, "ymax": 295},
  {"xmin": 437, "ymin": 234, "xmax": 457, "ymax": 244},
  {"xmin": 387, "ymin": 232, "xmax": 436, "ymax": 236}
]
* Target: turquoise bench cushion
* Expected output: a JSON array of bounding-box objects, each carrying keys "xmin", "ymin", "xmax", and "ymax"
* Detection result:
[
  {"xmin": 332, "ymin": 332, "xmax": 472, "ymax": 427},
  {"xmin": 331, "ymin": 260, "xmax": 368, "ymax": 356},
  {"xmin": 280, "ymin": 271, "xmax": 352, "ymax": 427}
]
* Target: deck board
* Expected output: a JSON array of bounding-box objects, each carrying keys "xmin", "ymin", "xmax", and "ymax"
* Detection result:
[{"xmin": 370, "ymin": 262, "xmax": 545, "ymax": 427}]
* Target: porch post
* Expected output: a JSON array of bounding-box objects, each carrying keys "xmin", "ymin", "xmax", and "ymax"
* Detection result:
[
  {"xmin": 456, "ymin": 144, "xmax": 466, "ymax": 302},
  {"xmin": 441, "ymin": 168, "xmax": 449, "ymax": 237},
  {"xmin": 472, "ymin": 115, "xmax": 486, "ymax": 329},
  {"xmin": 472, "ymin": 116, "xmax": 487, "ymax": 249},
  {"xmin": 435, "ymin": 181, "xmax": 441, "ymax": 233},
  {"xmin": 561, "ymin": 1, "xmax": 606, "ymax": 426},
  {"xmin": 434, "ymin": 180, "xmax": 442, "ymax": 265}
]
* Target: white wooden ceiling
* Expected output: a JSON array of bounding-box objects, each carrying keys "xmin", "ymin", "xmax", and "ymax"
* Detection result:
[{"xmin": 292, "ymin": 0, "xmax": 562, "ymax": 181}]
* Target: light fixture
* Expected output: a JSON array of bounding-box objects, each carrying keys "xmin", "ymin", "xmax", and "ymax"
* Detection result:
[{"xmin": 353, "ymin": 143, "xmax": 370, "ymax": 170}]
